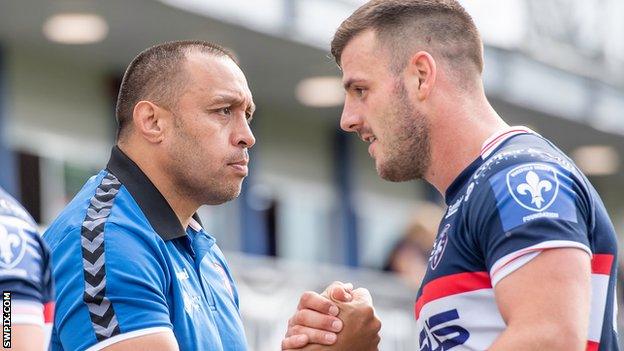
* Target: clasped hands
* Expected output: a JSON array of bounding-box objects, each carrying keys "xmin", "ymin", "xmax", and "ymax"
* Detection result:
[{"xmin": 281, "ymin": 282, "xmax": 381, "ymax": 351}]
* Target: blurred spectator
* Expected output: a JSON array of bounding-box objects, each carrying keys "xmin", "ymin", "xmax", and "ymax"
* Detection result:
[{"xmin": 383, "ymin": 202, "xmax": 443, "ymax": 289}]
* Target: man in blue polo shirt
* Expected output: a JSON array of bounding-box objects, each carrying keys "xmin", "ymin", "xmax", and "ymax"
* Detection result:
[{"xmin": 43, "ymin": 41, "xmax": 255, "ymax": 350}]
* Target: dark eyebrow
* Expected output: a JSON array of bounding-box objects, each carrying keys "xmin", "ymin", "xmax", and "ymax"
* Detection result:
[
  {"xmin": 247, "ymin": 102, "xmax": 256, "ymax": 115},
  {"xmin": 209, "ymin": 94, "xmax": 241, "ymax": 105},
  {"xmin": 343, "ymin": 78, "xmax": 366, "ymax": 91},
  {"xmin": 211, "ymin": 94, "xmax": 256, "ymax": 117}
]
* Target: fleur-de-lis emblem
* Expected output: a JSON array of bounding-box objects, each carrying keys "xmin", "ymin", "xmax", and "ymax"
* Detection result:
[
  {"xmin": 0, "ymin": 224, "xmax": 22, "ymax": 265},
  {"xmin": 516, "ymin": 171, "xmax": 552, "ymax": 208}
]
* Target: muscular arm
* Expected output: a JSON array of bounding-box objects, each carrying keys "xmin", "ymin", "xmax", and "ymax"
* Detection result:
[
  {"xmin": 101, "ymin": 330, "xmax": 179, "ymax": 351},
  {"xmin": 489, "ymin": 248, "xmax": 591, "ymax": 351}
]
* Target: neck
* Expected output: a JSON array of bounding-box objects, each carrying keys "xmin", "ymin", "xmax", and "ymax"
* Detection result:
[
  {"xmin": 118, "ymin": 141, "xmax": 198, "ymax": 229},
  {"xmin": 424, "ymin": 94, "xmax": 508, "ymax": 197}
]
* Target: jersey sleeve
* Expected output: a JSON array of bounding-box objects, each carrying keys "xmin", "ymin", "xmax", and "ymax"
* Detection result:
[
  {"xmin": 468, "ymin": 161, "xmax": 592, "ymax": 286},
  {"xmin": 50, "ymin": 224, "xmax": 174, "ymax": 351},
  {"xmin": 0, "ymin": 216, "xmax": 53, "ymax": 326}
]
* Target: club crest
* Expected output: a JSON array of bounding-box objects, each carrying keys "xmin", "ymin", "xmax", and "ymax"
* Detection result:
[
  {"xmin": 506, "ymin": 163, "xmax": 559, "ymax": 212},
  {"xmin": 430, "ymin": 224, "xmax": 450, "ymax": 270},
  {"xmin": 0, "ymin": 222, "xmax": 27, "ymax": 269}
]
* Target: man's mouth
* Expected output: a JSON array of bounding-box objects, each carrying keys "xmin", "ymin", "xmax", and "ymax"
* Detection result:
[
  {"xmin": 228, "ymin": 159, "xmax": 249, "ymax": 175},
  {"xmin": 364, "ymin": 136, "xmax": 377, "ymax": 143}
]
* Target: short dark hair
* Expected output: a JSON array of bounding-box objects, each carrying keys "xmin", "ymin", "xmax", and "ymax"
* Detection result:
[
  {"xmin": 331, "ymin": 0, "xmax": 483, "ymax": 78},
  {"xmin": 115, "ymin": 40, "xmax": 238, "ymax": 140}
]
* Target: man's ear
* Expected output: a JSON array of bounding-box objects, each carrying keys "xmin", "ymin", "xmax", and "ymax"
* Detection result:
[
  {"xmin": 405, "ymin": 51, "xmax": 437, "ymax": 101},
  {"xmin": 132, "ymin": 101, "xmax": 167, "ymax": 143}
]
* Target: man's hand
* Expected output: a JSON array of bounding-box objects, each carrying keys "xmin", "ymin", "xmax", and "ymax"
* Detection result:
[
  {"xmin": 282, "ymin": 282, "xmax": 354, "ymax": 349},
  {"xmin": 282, "ymin": 282, "xmax": 381, "ymax": 351}
]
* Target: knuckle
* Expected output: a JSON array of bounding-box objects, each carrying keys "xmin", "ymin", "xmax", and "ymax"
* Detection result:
[
  {"xmin": 373, "ymin": 335, "xmax": 381, "ymax": 348},
  {"xmin": 290, "ymin": 325, "xmax": 303, "ymax": 335},
  {"xmin": 361, "ymin": 305, "xmax": 375, "ymax": 317},
  {"xmin": 300, "ymin": 291, "xmax": 314, "ymax": 303},
  {"xmin": 372, "ymin": 317, "xmax": 382, "ymax": 331},
  {"xmin": 294, "ymin": 310, "xmax": 307, "ymax": 324}
]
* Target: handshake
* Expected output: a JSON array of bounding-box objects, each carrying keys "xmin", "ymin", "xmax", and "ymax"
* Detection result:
[{"xmin": 281, "ymin": 282, "xmax": 382, "ymax": 351}]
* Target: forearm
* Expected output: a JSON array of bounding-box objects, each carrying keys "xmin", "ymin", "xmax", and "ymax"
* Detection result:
[{"xmin": 9, "ymin": 325, "xmax": 45, "ymax": 351}]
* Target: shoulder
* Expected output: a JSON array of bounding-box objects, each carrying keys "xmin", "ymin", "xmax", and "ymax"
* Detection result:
[
  {"xmin": 0, "ymin": 187, "xmax": 37, "ymax": 227},
  {"xmin": 0, "ymin": 190, "xmax": 52, "ymax": 303},
  {"xmin": 465, "ymin": 135, "xmax": 587, "ymax": 230},
  {"xmin": 473, "ymin": 134, "xmax": 578, "ymax": 187},
  {"xmin": 0, "ymin": 187, "xmax": 46, "ymax": 266},
  {"xmin": 45, "ymin": 170, "xmax": 162, "ymax": 251}
]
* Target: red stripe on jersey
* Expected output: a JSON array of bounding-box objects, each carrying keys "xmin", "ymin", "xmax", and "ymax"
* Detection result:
[
  {"xmin": 44, "ymin": 302, "xmax": 55, "ymax": 323},
  {"xmin": 586, "ymin": 340, "xmax": 599, "ymax": 351},
  {"xmin": 480, "ymin": 128, "xmax": 531, "ymax": 156},
  {"xmin": 415, "ymin": 271, "xmax": 491, "ymax": 319},
  {"xmin": 592, "ymin": 254, "xmax": 613, "ymax": 275}
]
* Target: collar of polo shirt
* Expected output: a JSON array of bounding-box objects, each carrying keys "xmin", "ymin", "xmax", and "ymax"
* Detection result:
[{"xmin": 106, "ymin": 146, "xmax": 203, "ymax": 241}]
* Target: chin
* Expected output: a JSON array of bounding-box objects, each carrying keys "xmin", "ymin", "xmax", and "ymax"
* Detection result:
[
  {"xmin": 377, "ymin": 163, "xmax": 419, "ymax": 183},
  {"xmin": 202, "ymin": 185, "xmax": 242, "ymax": 205}
]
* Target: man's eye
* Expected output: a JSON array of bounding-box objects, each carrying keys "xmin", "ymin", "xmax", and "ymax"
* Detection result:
[
  {"xmin": 354, "ymin": 88, "xmax": 365, "ymax": 97},
  {"xmin": 220, "ymin": 107, "xmax": 232, "ymax": 115}
]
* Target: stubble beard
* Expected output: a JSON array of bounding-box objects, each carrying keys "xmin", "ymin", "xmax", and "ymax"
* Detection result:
[
  {"xmin": 377, "ymin": 81, "xmax": 431, "ymax": 182},
  {"xmin": 167, "ymin": 117, "xmax": 243, "ymax": 206}
]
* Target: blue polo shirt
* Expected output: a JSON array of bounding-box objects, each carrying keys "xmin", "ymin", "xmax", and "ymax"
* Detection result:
[{"xmin": 43, "ymin": 146, "xmax": 247, "ymax": 351}]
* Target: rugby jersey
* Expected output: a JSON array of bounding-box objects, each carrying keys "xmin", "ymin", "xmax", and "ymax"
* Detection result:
[
  {"xmin": 0, "ymin": 186, "xmax": 54, "ymax": 348},
  {"xmin": 416, "ymin": 127, "xmax": 619, "ymax": 351}
]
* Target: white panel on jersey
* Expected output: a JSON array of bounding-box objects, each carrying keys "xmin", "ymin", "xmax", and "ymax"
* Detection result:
[
  {"xmin": 417, "ymin": 289, "xmax": 506, "ymax": 350},
  {"xmin": 588, "ymin": 274, "xmax": 610, "ymax": 342},
  {"xmin": 10, "ymin": 300, "xmax": 44, "ymax": 326},
  {"xmin": 491, "ymin": 251, "xmax": 539, "ymax": 287},
  {"xmin": 489, "ymin": 240, "xmax": 592, "ymax": 287}
]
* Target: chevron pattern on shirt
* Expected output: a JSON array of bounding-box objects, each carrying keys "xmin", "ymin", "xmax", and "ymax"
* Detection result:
[{"xmin": 80, "ymin": 173, "xmax": 122, "ymax": 342}]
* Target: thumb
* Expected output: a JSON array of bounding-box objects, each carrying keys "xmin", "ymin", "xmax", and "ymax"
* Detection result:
[
  {"xmin": 330, "ymin": 285, "xmax": 353, "ymax": 302},
  {"xmin": 322, "ymin": 281, "xmax": 354, "ymax": 303}
]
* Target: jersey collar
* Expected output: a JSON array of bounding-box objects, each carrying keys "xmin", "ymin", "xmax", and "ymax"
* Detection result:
[
  {"xmin": 480, "ymin": 126, "xmax": 536, "ymax": 159},
  {"xmin": 106, "ymin": 145, "xmax": 203, "ymax": 241},
  {"xmin": 444, "ymin": 126, "xmax": 537, "ymax": 203}
]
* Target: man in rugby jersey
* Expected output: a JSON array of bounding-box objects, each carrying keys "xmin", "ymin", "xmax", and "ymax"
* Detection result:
[
  {"xmin": 282, "ymin": 0, "xmax": 619, "ymax": 350},
  {"xmin": 0, "ymin": 186, "xmax": 54, "ymax": 350}
]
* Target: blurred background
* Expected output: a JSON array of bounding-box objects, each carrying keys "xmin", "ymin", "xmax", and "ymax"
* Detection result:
[{"xmin": 0, "ymin": 0, "xmax": 622, "ymax": 349}]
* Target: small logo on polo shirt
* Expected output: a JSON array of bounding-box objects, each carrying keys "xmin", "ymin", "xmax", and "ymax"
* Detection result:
[
  {"xmin": 182, "ymin": 291, "xmax": 201, "ymax": 313},
  {"xmin": 176, "ymin": 269, "xmax": 190, "ymax": 281},
  {"xmin": 213, "ymin": 263, "xmax": 233, "ymax": 298}
]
